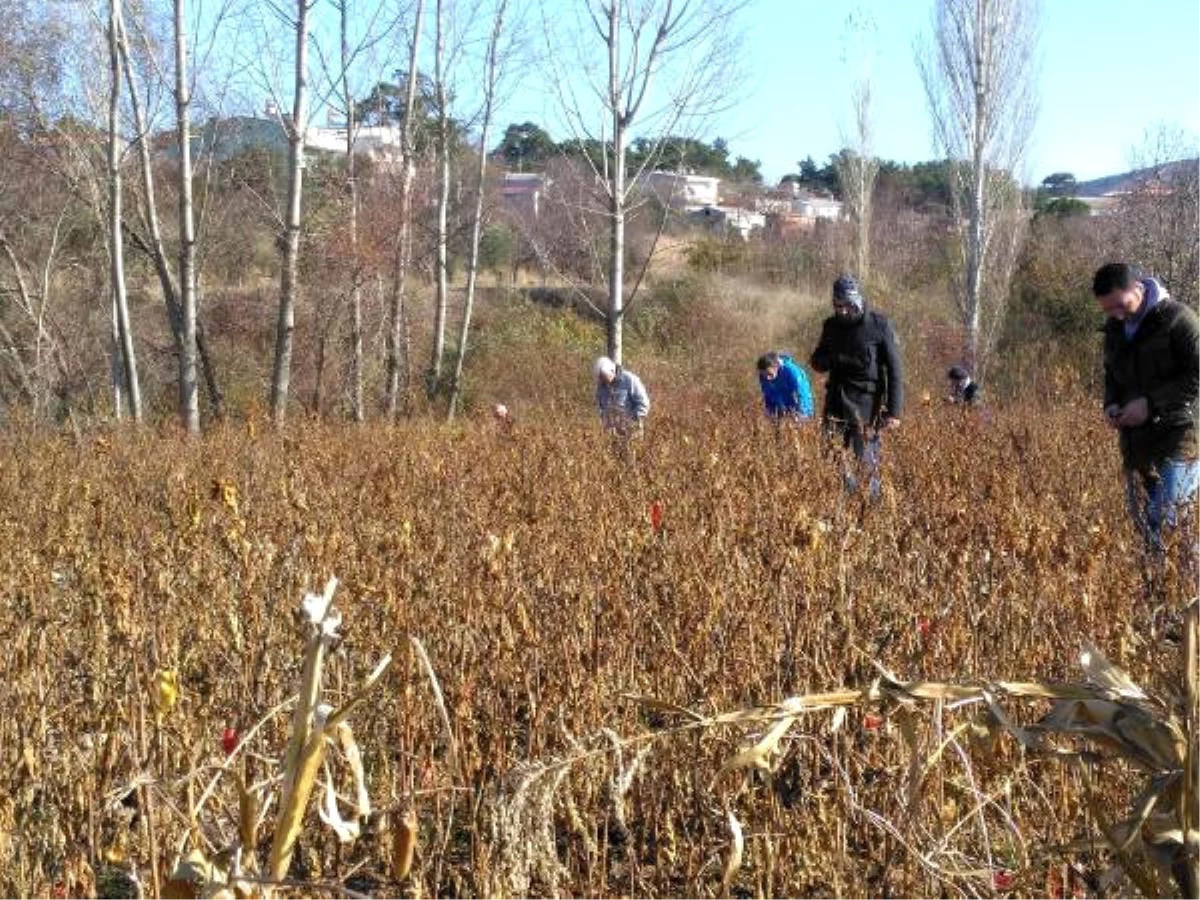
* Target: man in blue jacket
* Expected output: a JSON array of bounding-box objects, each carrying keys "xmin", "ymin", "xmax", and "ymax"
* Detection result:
[
  {"xmin": 756, "ymin": 352, "xmax": 814, "ymax": 420},
  {"xmin": 594, "ymin": 356, "xmax": 650, "ymax": 436}
]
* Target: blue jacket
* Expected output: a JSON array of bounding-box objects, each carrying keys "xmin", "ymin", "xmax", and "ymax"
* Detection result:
[
  {"xmin": 759, "ymin": 355, "xmax": 814, "ymax": 418},
  {"xmin": 596, "ymin": 368, "xmax": 650, "ymax": 426}
]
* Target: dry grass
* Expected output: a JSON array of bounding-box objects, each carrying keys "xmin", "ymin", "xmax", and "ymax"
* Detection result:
[{"xmin": 0, "ymin": 390, "xmax": 1194, "ymax": 898}]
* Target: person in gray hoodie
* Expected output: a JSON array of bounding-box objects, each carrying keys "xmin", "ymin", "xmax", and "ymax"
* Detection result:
[{"xmin": 594, "ymin": 356, "xmax": 650, "ymax": 435}]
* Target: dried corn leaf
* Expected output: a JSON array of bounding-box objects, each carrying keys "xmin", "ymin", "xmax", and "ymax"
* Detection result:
[
  {"xmin": 719, "ymin": 808, "xmax": 744, "ymax": 898},
  {"xmin": 1080, "ymin": 641, "xmax": 1146, "ymax": 699},
  {"xmin": 318, "ymin": 775, "xmax": 361, "ymax": 843},
  {"xmin": 1039, "ymin": 699, "xmax": 1184, "ymax": 771},
  {"xmin": 300, "ymin": 577, "xmax": 339, "ymax": 627},
  {"xmin": 337, "ymin": 721, "xmax": 372, "ymax": 822},
  {"xmin": 237, "ymin": 776, "xmax": 258, "ymax": 852},
  {"xmin": 722, "ymin": 715, "xmax": 797, "ymax": 774},
  {"xmin": 393, "ymin": 808, "xmax": 418, "ymax": 880}
]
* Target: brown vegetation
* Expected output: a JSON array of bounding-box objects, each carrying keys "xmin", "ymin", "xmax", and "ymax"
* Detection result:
[{"xmin": 0, "ymin": 382, "xmax": 1193, "ymax": 896}]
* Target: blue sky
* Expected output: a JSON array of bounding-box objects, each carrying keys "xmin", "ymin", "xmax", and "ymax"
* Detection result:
[{"xmin": 497, "ymin": 0, "xmax": 1200, "ymax": 185}]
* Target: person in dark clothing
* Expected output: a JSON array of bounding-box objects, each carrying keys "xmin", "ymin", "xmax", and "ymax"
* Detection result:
[
  {"xmin": 810, "ymin": 273, "xmax": 904, "ymax": 499},
  {"xmin": 1093, "ymin": 262, "xmax": 1199, "ymax": 553},
  {"xmin": 946, "ymin": 365, "xmax": 980, "ymax": 406}
]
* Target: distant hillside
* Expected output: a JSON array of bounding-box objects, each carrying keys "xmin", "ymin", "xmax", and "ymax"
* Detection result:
[{"xmin": 1075, "ymin": 158, "xmax": 1198, "ymax": 197}]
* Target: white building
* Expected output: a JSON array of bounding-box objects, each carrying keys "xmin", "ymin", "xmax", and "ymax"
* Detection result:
[
  {"xmin": 644, "ymin": 171, "xmax": 721, "ymax": 208},
  {"xmin": 305, "ymin": 123, "xmax": 403, "ymax": 164},
  {"xmin": 500, "ymin": 172, "xmax": 547, "ymax": 218},
  {"xmin": 689, "ymin": 205, "xmax": 765, "ymax": 240},
  {"xmin": 791, "ymin": 195, "xmax": 842, "ymax": 220}
]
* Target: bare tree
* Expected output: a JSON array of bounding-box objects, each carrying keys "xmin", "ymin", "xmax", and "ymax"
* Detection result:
[
  {"xmin": 1118, "ymin": 123, "xmax": 1199, "ymax": 309},
  {"xmin": 106, "ymin": 0, "xmax": 142, "ymax": 422},
  {"xmin": 447, "ymin": 0, "xmax": 511, "ymax": 420},
  {"xmin": 304, "ymin": 0, "xmax": 402, "ymax": 421},
  {"xmin": 270, "ymin": 0, "xmax": 312, "ymax": 426},
  {"xmin": 116, "ymin": 4, "xmax": 226, "ymax": 429},
  {"xmin": 171, "ymin": 0, "xmax": 200, "ymax": 432},
  {"xmin": 917, "ymin": 0, "xmax": 1040, "ymax": 375},
  {"xmin": 546, "ymin": 0, "xmax": 744, "ymax": 365},
  {"xmin": 426, "ymin": 0, "xmax": 452, "ymax": 397},
  {"xmin": 834, "ymin": 8, "xmax": 878, "ymax": 279},
  {"xmin": 384, "ymin": 1, "xmax": 426, "ymax": 419},
  {"xmin": 339, "ymin": 0, "xmax": 365, "ymax": 421},
  {"xmin": 1, "ymin": 4, "xmax": 105, "ymax": 432}
]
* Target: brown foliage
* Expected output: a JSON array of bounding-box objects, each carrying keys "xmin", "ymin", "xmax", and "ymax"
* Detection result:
[{"xmin": 0, "ymin": 392, "xmax": 1192, "ymax": 897}]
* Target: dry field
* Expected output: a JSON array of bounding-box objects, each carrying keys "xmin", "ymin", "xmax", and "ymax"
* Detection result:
[{"xmin": 0, "ymin": 398, "xmax": 1193, "ymax": 898}]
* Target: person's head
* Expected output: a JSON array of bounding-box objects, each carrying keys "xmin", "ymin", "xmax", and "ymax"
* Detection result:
[
  {"xmin": 947, "ymin": 364, "xmax": 970, "ymax": 387},
  {"xmin": 757, "ymin": 351, "xmax": 782, "ymax": 380},
  {"xmin": 832, "ymin": 273, "xmax": 865, "ymax": 320},
  {"xmin": 1092, "ymin": 263, "xmax": 1146, "ymax": 321},
  {"xmin": 594, "ymin": 356, "xmax": 617, "ymax": 384}
]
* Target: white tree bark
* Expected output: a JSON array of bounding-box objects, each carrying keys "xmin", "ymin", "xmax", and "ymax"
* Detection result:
[
  {"xmin": 428, "ymin": 0, "xmax": 450, "ymax": 396},
  {"xmin": 173, "ymin": 0, "xmax": 199, "ymax": 433},
  {"xmin": 918, "ymin": 0, "xmax": 1039, "ymax": 374},
  {"xmin": 106, "ymin": 0, "xmax": 142, "ymax": 422},
  {"xmin": 338, "ymin": 0, "xmax": 364, "ymax": 423},
  {"xmin": 385, "ymin": 0, "xmax": 425, "ymax": 419},
  {"xmin": 605, "ymin": 0, "xmax": 625, "ymax": 365},
  {"xmin": 270, "ymin": 0, "xmax": 311, "ymax": 426},
  {"xmin": 118, "ymin": 9, "xmax": 224, "ymax": 427},
  {"xmin": 447, "ymin": 0, "xmax": 508, "ymax": 420}
]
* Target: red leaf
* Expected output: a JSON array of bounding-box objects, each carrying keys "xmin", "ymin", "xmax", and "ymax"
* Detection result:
[
  {"xmin": 992, "ymin": 869, "xmax": 1015, "ymax": 891},
  {"xmin": 863, "ymin": 713, "xmax": 883, "ymax": 731},
  {"xmin": 917, "ymin": 618, "xmax": 932, "ymax": 638},
  {"xmin": 649, "ymin": 500, "xmax": 665, "ymax": 534},
  {"xmin": 221, "ymin": 727, "xmax": 239, "ymax": 756}
]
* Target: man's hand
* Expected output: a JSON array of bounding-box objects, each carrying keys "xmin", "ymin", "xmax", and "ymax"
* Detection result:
[
  {"xmin": 1116, "ymin": 397, "xmax": 1150, "ymax": 428},
  {"xmin": 882, "ymin": 417, "xmax": 901, "ymax": 430}
]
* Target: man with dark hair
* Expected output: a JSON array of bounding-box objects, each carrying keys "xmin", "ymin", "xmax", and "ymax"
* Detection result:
[
  {"xmin": 1093, "ymin": 262, "xmax": 1198, "ymax": 552},
  {"xmin": 946, "ymin": 365, "xmax": 980, "ymax": 406},
  {"xmin": 810, "ymin": 273, "xmax": 904, "ymax": 499},
  {"xmin": 756, "ymin": 351, "xmax": 814, "ymax": 421}
]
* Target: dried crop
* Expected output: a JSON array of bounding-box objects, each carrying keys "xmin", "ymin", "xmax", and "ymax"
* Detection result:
[{"xmin": 0, "ymin": 399, "xmax": 1194, "ymax": 898}]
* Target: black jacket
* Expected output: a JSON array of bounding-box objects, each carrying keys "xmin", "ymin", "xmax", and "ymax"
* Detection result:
[
  {"xmin": 810, "ymin": 307, "xmax": 904, "ymax": 428},
  {"xmin": 1103, "ymin": 296, "xmax": 1199, "ymax": 471}
]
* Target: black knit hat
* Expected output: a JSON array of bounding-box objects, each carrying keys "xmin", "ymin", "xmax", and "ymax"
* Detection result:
[
  {"xmin": 947, "ymin": 365, "xmax": 969, "ymax": 381},
  {"xmin": 832, "ymin": 274, "xmax": 864, "ymax": 311}
]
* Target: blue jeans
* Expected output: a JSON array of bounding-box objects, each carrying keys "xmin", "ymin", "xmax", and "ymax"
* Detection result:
[
  {"xmin": 842, "ymin": 430, "xmax": 883, "ymax": 501},
  {"xmin": 1125, "ymin": 460, "xmax": 1199, "ymax": 552}
]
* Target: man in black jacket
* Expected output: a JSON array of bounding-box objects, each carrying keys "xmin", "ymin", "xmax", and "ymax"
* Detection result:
[
  {"xmin": 810, "ymin": 273, "xmax": 904, "ymax": 499},
  {"xmin": 1094, "ymin": 262, "xmax": 1198, "ymax": 552}
]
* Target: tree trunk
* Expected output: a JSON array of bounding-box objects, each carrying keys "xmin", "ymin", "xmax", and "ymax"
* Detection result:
[
  {"xmin": 447, "ymin": 0, "xmax": 506, "ymax": 421},
  {"xmin": 964, "ymin": 0, "xmax": 989, "ymax": 371},
  {"xmin": 118, "ymin": 14, "xmax": 224, "ymax": 421},
  {"xmin": 339, "ymin": 0, "xmax": 364, "ymax": 423},
  {"xmin": 606, "ymin": 0, "xmax": 625, "ymax": 365},
  {"xmin": 384, "ymin": 0, "xmax": 425, "ymax": 419},
  {"xmin": 270, "ymin": 0, "xmax": 310, "ymax": 426},
  {"xmin": 174, "ymin": 0, "xmax": 200, "ymax": 433},
  {"xmin": 109, "ymin": 295, "xmax": 123, "ymax": 418},
  {"xmin": 428, "ymin": 0, "xmax": 450, "ymax": 397},
  {"xmin": 107, "ymin": 0, "xmax": 142, "ymax": 422}
]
